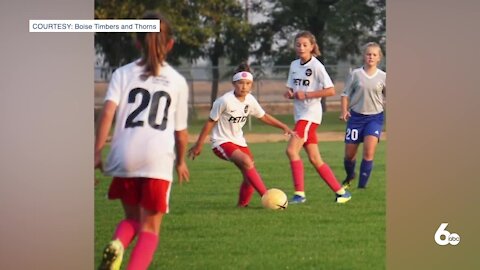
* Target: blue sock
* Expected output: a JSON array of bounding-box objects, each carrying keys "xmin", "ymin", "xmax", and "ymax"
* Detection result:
[
  {"xmin": 358, "ymin": 159, "xmax": 373, "ymax": 188},
  {"xmin": 344, "ymin": 159, "xmax": 356, "ymax": 179}
]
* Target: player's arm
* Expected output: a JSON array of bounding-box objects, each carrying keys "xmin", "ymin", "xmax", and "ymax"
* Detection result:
[
  {"xmin": 258, "ymin": 114, "xmax": 296, "ymax": 137},
  {"xmin": 298, "ymin": 86, "xmax": 335, "ymax": 100},
  {"xmin": 340, "ymin": 95, "xmax": 351, "ymax": 121},
  {"xmin": 188, "ymin": 119, "xmax": 216, "ymax": 160},
  {"xmin": 175, "ymin": 129, "xmax": 190, "ymax": 183},
  {"xmin": 94, "ymin": 100, "xmax": 117, "ymax": 171},
  {"xmin": 339, "ymin": 71, "xmax": 354, "ymax": 121},
  {"xmin": 283, "ymin": 87, "xmax": 294, "ymax": 99}
]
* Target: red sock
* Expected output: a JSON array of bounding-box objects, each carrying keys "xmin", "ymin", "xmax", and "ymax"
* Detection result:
[
  {"xmin": 243, "ymin": 167, "xmax": 267, "ymax": 196},
  {"xmin": 127, "ymin": 231, "xmax": 159, "ymax": 270},
  {"xmin": 238, "ymin": 177, "xmax": 255, "ymax": 206},
  {"xmin": 290, "ymin": 160, "xmax": 304, "ymax": 192},
  {"xmin": 316, "ymin": 163, "xmax": 342, "ymax": 192},
  {"xmin": 113, "ymin": 219, "xmax": 139, "ymax": 248}
]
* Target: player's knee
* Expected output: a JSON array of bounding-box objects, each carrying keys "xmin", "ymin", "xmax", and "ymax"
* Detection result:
[
  {"xmin": 308, "ymin": 155, "xmax": 323, "ymax": 166},
  {"xmin": 363, "ymin": 152, "xmax": 375, "ymax": 160},
  {"xmin": 345, "ymin": 152, "xmax": 356, "ymax": 160},
  {"xmin": 238, "ymin": 158, "xmax": 254, "ymax": 170},
  {"xmin": 286, "ymin": 146, "xmax": 297, "ymax": 159}
]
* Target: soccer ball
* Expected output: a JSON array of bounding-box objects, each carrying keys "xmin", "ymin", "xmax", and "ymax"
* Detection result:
[{"xmin": 261, "ymin": 188, "xmax": 288, "ymax": 210}]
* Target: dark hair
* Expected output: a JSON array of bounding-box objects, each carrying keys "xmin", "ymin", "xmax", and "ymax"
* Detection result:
[
  {"xmin": 136, "ymin": 11, "xmax": 173, "ymax": 79},
  {"xmin": 294, "ymin": 31, "xmax": 321, "ymax": 56},
  {"xmin": 234, "ymin": 62, "xmax": 251, "ymax": 74}
]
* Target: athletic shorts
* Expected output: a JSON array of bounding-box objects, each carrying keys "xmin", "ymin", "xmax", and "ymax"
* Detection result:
[
  {"xmin": 108, "ymin": 177, "xmax": 172, "ymax": 213},
  {"xmin": 345, "ymin": 111, "xmax": 384, "ymax": 144},
  {"xmin": 294, "ymin": 120, "xmax": 319, "ymax": 145},
  {"xmin": 212, "ymin": 142, "xmax": 254, "ymax": 161}
]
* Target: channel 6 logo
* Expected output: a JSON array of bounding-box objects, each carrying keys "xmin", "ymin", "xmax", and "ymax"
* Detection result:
[{"xmin": 434, "ymin": 223, "xmax": 460, "ymax": 246}]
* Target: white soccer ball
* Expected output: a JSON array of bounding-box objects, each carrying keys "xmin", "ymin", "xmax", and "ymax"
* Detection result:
[{"xmin": 261, "ymin": 188, "xmax": 288, "ymax": 210}]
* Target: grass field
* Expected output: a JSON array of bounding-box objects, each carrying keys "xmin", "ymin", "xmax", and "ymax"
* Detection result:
[{"xmin": 95, "ymin": 141, "xmax": 386, "ymax": 269}]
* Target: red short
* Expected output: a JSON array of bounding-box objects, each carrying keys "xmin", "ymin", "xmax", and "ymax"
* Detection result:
[
  {"xmin": 294, "ymin": 120, "xmax": 319, "ymax": 145},
  {"xmin": 212, "ymin": 142, "xmax": 254, "ymax": 161},
  {"xmin": 108, "ymin": 177, "xmax": 172, "ymax": 213}
]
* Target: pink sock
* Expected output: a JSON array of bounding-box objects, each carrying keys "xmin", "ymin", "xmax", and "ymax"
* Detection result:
[
  {"xmin": 127, "ymin": 231, "xmax": 159, "ymax": 270},
  {"xmin": 290, "ymin": 160, "xmax": 304, "ymax": 192},
  {"xmin": 316, "ymin": 163, "xmax": 342, "ymax": 192},
  {"xmin": 238, "ymin": 178, "xmax": 255, "ymax": 206},
  {"xmin": 243, "ymin": 167, "xmax": 267, "ymax": 196},
  {"xmin": 113, "ymin": 219, "xmax": 139, "ymax": 248}
]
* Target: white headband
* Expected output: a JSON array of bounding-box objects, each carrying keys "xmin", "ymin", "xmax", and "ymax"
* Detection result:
[{"xmin": 232, "ymin": 71, "xmax": 253, "ymax": 82}]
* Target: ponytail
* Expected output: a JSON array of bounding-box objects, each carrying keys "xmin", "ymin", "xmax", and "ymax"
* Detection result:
[{"xmin": 136, "ymin": 11, "xmax": 173, "ymax": 80}]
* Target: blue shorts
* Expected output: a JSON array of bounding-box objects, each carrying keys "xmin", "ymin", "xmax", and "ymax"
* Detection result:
[{"xmin": 344, "ymin": 111, "xmax": 384, "ymax": 144}]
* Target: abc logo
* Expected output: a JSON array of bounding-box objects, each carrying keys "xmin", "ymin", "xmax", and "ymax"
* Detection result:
[{"xmin": 434, "ymin": 223, "xmax": 460, "ymax": 246}]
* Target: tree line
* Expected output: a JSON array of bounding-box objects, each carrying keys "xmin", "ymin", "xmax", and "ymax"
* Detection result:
[{"xmin": 95, "ymin": 0, "xmax": 385, "ymax": 106}]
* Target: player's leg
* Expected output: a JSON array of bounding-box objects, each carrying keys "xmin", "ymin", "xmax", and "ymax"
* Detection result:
[
  {"xmin": 286, "ymin": 120, "xmax": 310, "ymax": 203},
  {"xmin": 304, "ymin": 144, "xmax": 351, "ymax": 203},
  {"xmin": 238, "ymin": 174, "xmax": 255, "ymax": 207},
  {"xmin": 213, "ymin": 143, "xmax": 263, "ymax": 202},
  {"xmin": 111, "ymin": 202, "xmax": 140, "ymax": 247},
  {"xmin": 342, "ymin": 114, "xmax": 364, "ymax": 188},
  {"xmin": 358, "ymin": 135, "xmax": 379, "ymax": 188},
  {"xmin": 127, "ymin": 209, "xmax": 164, "ymax": 270},
  {"xmin": 343, "ymin": 143, "xmax": 360, "ymax": 188},
  {"xmin": 230, "ymin": 149, "xmax": 267, "ymax": 196},
  {"xmin": 358, "ymin": 113, "xmax": 383, "ymax": 188},
  {"xmin": 127, "ymin": 179, "xmax": 170, "ymax": 270},
  {"xmin": 99, "ymin": 178, "xmax": 141, "ymax": 270}
]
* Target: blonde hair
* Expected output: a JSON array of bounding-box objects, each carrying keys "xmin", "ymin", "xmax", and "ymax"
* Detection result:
[
  {"xmin": 362, "ymin": 42, "xmax": 383, "ymax": 59},
  {"xmin": 294, "ymin": 31, "xmax": 321, "ymax": 56},
  {"xmin": 136, "ymin": 11, "xmax": 173, "ymax": 80}
]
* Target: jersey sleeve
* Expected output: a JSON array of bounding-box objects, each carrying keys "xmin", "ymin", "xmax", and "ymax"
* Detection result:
[
  {"xmin": 341, "ymin": 71, "xmax": 355, "ymax": 97},
  {"xmin": 316, "ymin": 64, "xmax": 334, "ymax": 89},
  {"xmin": 104, "ymin": 68, "xmax": 122, "ymax": 105},
  {"xmin": 249, "ymin": 96, "xmax": 266, "ymax": 118},
  {"xmin": 209, "ymin": 96, "xmax": 226, "ymax": 121},
  {"xmin": 174, "ymin": 77, "xmax": 189, "ymax": 131}
]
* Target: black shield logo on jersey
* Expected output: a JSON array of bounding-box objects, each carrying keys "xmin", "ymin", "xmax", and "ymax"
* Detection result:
[
  {"xmin": 244, "ymin": 105, "xmax": 249, "ymax": 113},
  {"xmin": 305, "ymin": 68, "xmax": 312, "ymax": 76}
]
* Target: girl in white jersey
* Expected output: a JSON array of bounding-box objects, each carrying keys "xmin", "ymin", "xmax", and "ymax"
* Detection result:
[
  {"xmin": 94, "ymin": 12, "xmax": 189, "ymax": 270},
  {"xmin": 189, "ymin": 63, "xmax": 295, "ymax": 207},
  {"xmin": 284, "ymin": 31, "xmax": 351, "ymax": 204},
  {"xmin": 340, "ymin": 42, "xmax": 386, "ymax": 189}
]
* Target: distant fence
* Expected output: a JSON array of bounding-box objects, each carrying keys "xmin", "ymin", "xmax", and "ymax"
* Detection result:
[{"xmin": 94, "ymin": 64, "xmax": 362, "ymax": 116}]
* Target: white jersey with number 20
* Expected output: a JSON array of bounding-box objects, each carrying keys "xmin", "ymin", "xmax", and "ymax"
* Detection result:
[{"xmin": 103, "ymin": 60, "xmax": 189, "ymax": 181}]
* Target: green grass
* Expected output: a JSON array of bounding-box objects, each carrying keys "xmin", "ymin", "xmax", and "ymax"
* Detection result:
[{"xmin": 95, "ymin": 141, "xmax": 385, "ymax": 269}]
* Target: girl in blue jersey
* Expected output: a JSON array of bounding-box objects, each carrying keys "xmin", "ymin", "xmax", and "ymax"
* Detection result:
[{"xmin": 340, "ymin": 42, "xmax": 386, "ymax": 189}]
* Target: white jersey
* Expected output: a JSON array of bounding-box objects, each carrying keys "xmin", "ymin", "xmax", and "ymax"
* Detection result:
[
  {"xmin": 286, "ymin": 57, "xmax": 334, "ymax": 124},
  {"xmin": 103, "ymin": 60, "xmax": 189, "ymax": 181},
  {"xmin": 209, "ymin": 90, "xmax": 265, "ymax": 148},
  {"xmin": 341, "ymin": 67, "xmax": 386, "ymax": 115}
]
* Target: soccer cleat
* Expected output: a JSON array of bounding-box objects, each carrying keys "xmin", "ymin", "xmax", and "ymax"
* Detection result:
[
  {"xmin": 335, "ymin": 191, "xmax": 352, "ymax": 204},
  {"xmin": 290, "ymin": 194, "xmax": 306, "ymax": 204},
  {"xmin": 342, "ymin": 173, "xmax": 356, "ymax": 189},
  {"xmin": 98, "ymin": 239, "xmax": 124, "ymax": 270}
]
